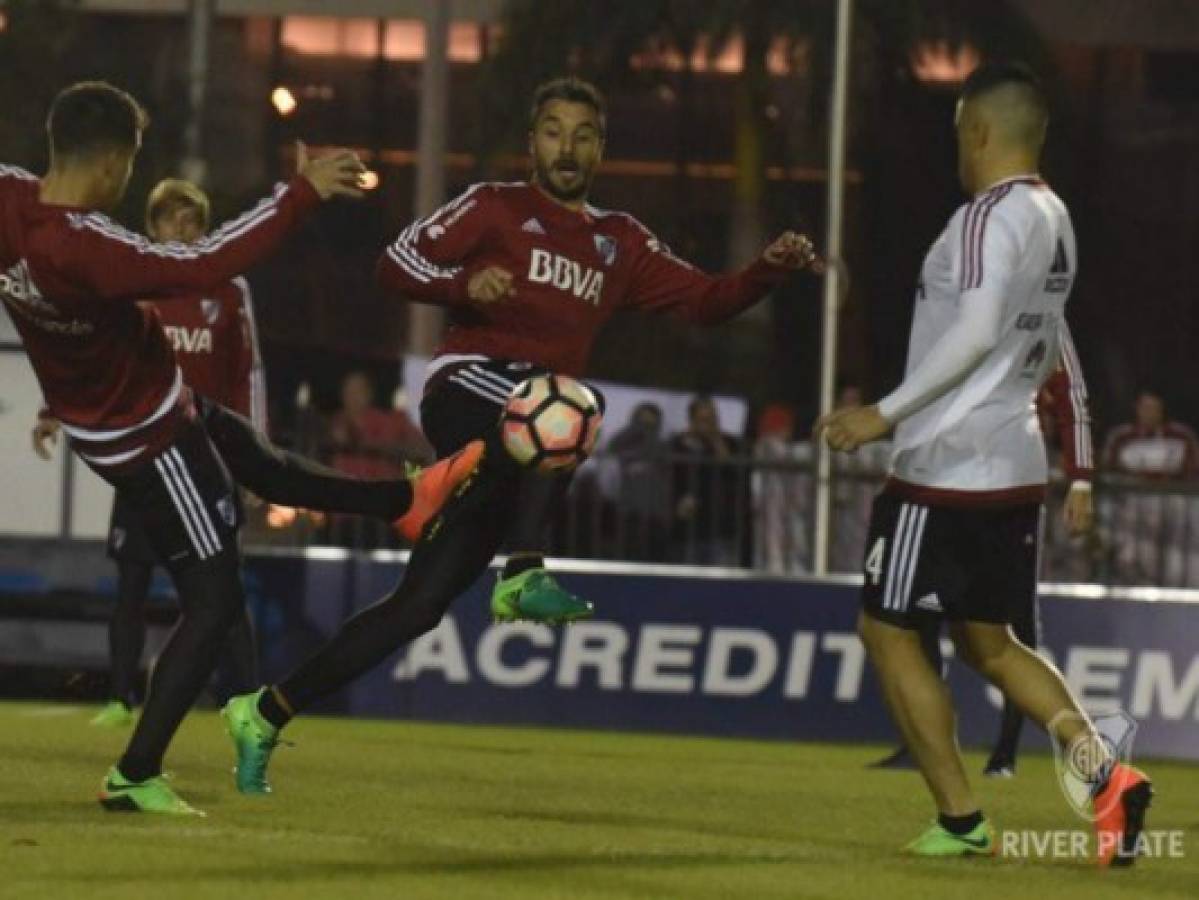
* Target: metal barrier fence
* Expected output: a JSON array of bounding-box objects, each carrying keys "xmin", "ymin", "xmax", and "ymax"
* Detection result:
[{"xmin": 243, "ymin": 446, "xmax": 1199, "ymax": 588}]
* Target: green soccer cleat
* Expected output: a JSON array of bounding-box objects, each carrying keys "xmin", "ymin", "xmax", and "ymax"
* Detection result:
[
  {"xmin": 97, "ymin": 767, "xmax": 204, "ymax": 816},
  {"xmin": 91, "ymin": 701, "xmax": 135, "ymax": 728},
  {"xmin": 490, "ymin": 568, "xmax": 594, "ymax": 624},
  {"xmin": 904, "ymin": 820, "xmax": 996, "ymax": 857},
  {"xmin": 221, "ymin": 689, "xmax": 281, "ymax": 795}
]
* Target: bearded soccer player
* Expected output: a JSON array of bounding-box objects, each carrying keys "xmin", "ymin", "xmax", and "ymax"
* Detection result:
[
  {"xmin": 0, "ymin": 82, "xmax": 479, "ymax": 815},
  {"xmin": 385, "ymin": 76, "xmax": 821, "ymax": 622},
  {"xmin": 33, "ymin": 179, "xmax": 271, "ymax": 728},
  {"xmin": 219, "ymin": 77, "xmax": 821, "ymax": 791},
  {"xmin": 817, "ymin": 63, "xmax": 1150, "ymax": 865}
]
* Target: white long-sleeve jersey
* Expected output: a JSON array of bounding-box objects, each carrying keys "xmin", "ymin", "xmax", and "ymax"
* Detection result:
[{"xmin": 878, "ymin": 175, "xmax": 1084, "ymax": 506}]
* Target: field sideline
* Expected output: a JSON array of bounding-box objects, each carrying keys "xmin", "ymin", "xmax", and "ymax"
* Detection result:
[{"xmin": 0, "ymin": 701, "xmax": 1195, "ymax": 899}]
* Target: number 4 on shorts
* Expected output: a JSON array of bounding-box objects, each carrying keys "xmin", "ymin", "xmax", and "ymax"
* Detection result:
[{"xmin": 865, "ymin": 536, "xmax": 885, "ymax": 585}]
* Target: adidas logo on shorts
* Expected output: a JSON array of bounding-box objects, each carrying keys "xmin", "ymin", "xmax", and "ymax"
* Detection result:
[{"xmin": 914, "ymin": 593, "xmax": 944, "ymax": 613}]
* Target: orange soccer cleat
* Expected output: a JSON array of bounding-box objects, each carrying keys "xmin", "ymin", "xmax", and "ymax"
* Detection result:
[
  {"xmin": 393, "ymin": 440, "xmax": 485, "ymax": 542},
  {"xmin": 1092, "ymin": 762, "xmax": 1153, "ymax": 867}
]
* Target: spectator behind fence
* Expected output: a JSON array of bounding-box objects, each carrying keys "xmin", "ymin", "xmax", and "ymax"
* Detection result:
[
  {"xmin": 750, "ymin": 385, "xmax": 891, "ymax": 574},
  {"xmin": 1104, "ymin": 390, "xmax": 1199, "ymax": 478},
  {"xmin": 752, "ymin": 404, "xmax": 807, "ymax": 574},
  {"xmin": 605, "ymin": 402, "xmax": 671, "ymax": 560},
  {"xmin": 671, "ymin": 395, "xmax": 747, "ymax": 566},
  {"xmin": 329, "ymin": 371, "xmax": 431, "ymax": 479},
  {"xmin": 1102, "ymin": 389, "xmax": 1199, "ymax": 585},
  {"xmin": 327, "ymin": 372, "xmax": 431, "ymax": 547}
]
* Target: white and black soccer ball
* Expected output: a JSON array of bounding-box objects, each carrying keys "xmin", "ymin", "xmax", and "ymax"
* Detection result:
[{"xmin": 500, "ymin": 374, "xmax": 603, "ymax": 472}]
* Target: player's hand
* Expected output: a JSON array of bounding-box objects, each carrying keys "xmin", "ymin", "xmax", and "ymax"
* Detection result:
[
  {"xmin": 296, "ymin": 141, "xmax": 366, "ymax": 200},
  {"xmin": 1063, "ymin": 481, "xmax": 1094, "ymax": 536},
  {"xmin": 467, "ymin": 266, "xmax": 516, "ymax": 304},
  {"xmin": 814, "ymin": 405, "xmax": 890, "ymax": 452},
  {"xmin": 763, "ymin": 231, "xmax": 825, "ymax": 273},
  {"xmin": 31, "ymin": 416, "xmax": 61, "ymax": 461}
]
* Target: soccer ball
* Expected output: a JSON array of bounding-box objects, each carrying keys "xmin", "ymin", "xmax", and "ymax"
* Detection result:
[{"xmin": 500, "ymin": 374, "xmax": 603, "ymax": 472}]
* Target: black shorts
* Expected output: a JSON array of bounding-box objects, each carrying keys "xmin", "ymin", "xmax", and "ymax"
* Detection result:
[
  {"xmin": 104, "ymin": 420, "xmax": 243, "ymax": 573},
  {"xmin": 107, "ymin": 491, "xmax": 157, "ymax": 566},
  {"xmin": 420, "ymin": 359, "xmax": 605, "ymax": 459},
  {"xmin": 859, "ymin": 491, "xmax": 1041, "ymax": 629}
]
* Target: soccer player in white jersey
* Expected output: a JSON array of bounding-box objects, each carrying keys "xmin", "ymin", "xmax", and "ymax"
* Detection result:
[{"xmin": 817, "ymin": 63, "xmax": 1151, "ymax": 865}]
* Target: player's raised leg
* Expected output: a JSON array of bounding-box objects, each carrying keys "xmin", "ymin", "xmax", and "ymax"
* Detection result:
[{"xmin": 198, "ymin": 396, "xmax": 482, "ymax": 542}]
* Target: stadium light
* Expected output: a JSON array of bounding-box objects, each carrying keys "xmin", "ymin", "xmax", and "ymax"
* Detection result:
[
  {"xmin": 910, "ymin": 40, "xmax": 980, "ymax": 86},
  {"xmin": 266, "ymin": 504, "xmax": 298, "ymax": 528},
  {"xmin": 271, "ymin": 86, "xmax": 298, "ymax": 117}
]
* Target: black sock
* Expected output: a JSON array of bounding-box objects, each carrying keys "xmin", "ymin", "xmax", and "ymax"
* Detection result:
[
  {"xmin": 116, "ymin": 756, "xmax": 157, "ymax": 784},
  {"xmin": 938, "ymin": 810, "xmax": 984, "ymax": 836},
  {"xmin": 502, "ymin": 554, "xmax": 544, "ymax": 580},
  {"xmin": 257, "ymin": 686, "xmax": 293, "ymax": 730}
]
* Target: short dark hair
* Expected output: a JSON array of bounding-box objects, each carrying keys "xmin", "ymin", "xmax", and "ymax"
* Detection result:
[
  {"xmin": 529, "ymin": 77, "xmax": 606, "ymax": 135},
  {"xmin": 47, "ymin": 81, "xmax": 148, "ymax": 161},
  {"xmin": 960, "ymin": 61, "xmax": 1045, "ymax": 106}
]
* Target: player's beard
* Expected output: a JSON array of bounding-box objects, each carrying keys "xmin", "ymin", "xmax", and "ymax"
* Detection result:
[{"xmin": 534, "ymin": 156, "xmax": 592, "ymax": 204}]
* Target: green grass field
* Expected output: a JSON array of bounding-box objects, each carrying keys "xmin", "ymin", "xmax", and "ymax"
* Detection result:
[{"xmin": 0, "ymin": 702, "xmax": 1195, "ymax": 900}]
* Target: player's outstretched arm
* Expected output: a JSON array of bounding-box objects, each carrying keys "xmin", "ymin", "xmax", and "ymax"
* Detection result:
[
  {"xmin": 44, "ymin": 144, "xmax": 363, "ymax": 303},
  {"xmin": 625, "ymin": 224, "xmax": 822, "ymax": 326},
  {"xmin": 376, "ymin": 184, "xmax": 495, "ymax": 307},
  {"xmin": 816, "ymin": 292, "xmax": 1005, "ymax": 453}
]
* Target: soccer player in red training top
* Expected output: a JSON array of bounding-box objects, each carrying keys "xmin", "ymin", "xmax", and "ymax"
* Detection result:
[
  {"xmin": 389, "ymin": 75, "xmax": 822, "ymax": 623},
  {"xmin": 0, "ymin": 82, "xmax": 481, "ymax": 815},
  {"xmin": 33, "ymin": 179, "xmax": 271, "ymax": 729},
  {"xmin": 219, "ymin": 77, "xmax": 821, "ymax": 792}
]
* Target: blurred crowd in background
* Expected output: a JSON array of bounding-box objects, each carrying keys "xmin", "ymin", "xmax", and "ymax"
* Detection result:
[{"xmin": 254, "ymin": 367, "xmax": 1199, "ymax": 587}]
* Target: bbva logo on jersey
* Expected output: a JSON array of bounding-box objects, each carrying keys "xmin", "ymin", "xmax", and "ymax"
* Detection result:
[
  {"xmin": 163, "ymin": 325, "xmax": 214, "ymax": 354},
  {"xmin": 528, "ymin": 248, "xmax": 604, "ymax": 306}
]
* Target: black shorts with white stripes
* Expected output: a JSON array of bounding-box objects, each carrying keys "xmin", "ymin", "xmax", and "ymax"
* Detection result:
[
  {"xmin": 422, "ymin": 358, "xmax": 606, "ymax": 457},
  {"xmin": 859, "ymin": 491, "xmax": 1040, "ymax": 629},
  {"xmin": 107, "ymin": 420, "xmax": 242, "ymax": 573}
]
